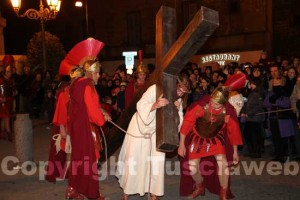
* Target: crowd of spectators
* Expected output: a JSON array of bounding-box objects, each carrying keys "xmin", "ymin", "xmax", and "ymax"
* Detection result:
[{"xmin": 0, "ymin": 52, "xmax": 300, "ymax": 163}]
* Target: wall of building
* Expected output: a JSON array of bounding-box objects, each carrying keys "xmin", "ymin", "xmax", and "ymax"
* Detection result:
[
  {"xmin": 88, "ymin": 0, "xmax": 270, "ymax": 61},
  {"xmin": 272, "ymin": 0, "xmax": 300, "ymax": 57},
  {"xmin": 0, "ymin": 14, "xmax": 6, "ymax": 55},
  {"xmin": 89, "ymin": 0, "xmax": 299, "ymax": 61},
  {"xmin": 3, "ymin": 0, "xmax": 300, "ymax": 70}
]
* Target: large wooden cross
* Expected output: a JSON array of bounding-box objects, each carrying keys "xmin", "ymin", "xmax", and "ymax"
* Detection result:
[{"xmin": 105, "ymin": 6, "xmax": 219, "ymax": 157}]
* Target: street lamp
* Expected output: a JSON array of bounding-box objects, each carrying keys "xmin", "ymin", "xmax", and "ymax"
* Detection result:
[
  {"xmin": 10, "ymin": 0, "xmax": 62, "ymax": 72},
  {"xmin": 75, "ymin": 0, "xmax": 89, "ymax": 37}
]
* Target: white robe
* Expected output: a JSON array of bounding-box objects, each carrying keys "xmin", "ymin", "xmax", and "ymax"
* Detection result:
[{"xmin": 116, "ymin": 84, "xmax": 183, "ymax": 196}]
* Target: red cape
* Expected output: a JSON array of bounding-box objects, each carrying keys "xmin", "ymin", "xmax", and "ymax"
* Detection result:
[{"xmin": 68, "ymin": 78, "xmax": 100, "ymax": 199}]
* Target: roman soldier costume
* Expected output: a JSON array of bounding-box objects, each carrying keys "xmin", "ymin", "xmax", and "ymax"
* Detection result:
[
  {"xmin": 125, "ymin": 50, "xmax": 149, "ymax": 109},
  {"xmin": 187, "ymin": 102, "xmax": 228, "ymax": 159},
  {"xmin": 0, "ymin": 65, "xmax": 16, "ymax": 141},
  {"xmin": 0, "ymin": 67, "xmax": 15, "ymax": 117},
  {"xmin": 179, "ymin": 73, "xmax": 246, "ymax": 200},
  {"xmin": 53, "ymin": 38, "xmax": 107, "ymax": 200}
]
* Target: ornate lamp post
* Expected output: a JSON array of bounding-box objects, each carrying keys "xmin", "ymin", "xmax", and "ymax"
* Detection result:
[
  {"xmin": 75, "ymin": 0, "xmax": 89, "ymax": 37},
  {"xmin": 10, "ymin": 0, "xmax": 61, "ymax": 71}
]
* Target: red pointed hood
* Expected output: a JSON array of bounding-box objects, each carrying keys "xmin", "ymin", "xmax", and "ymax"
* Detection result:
[{"xmin": 224, "ymin": 72, "xmax": 247, "ymax": 91}]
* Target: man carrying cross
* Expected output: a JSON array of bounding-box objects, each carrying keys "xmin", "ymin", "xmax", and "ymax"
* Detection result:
[
  {"xmin": 109, "ymin": 4, "xmax": 220, "ymax": 200},
  {"xmin": 116, "ymin": 75, "xmax": 190, "ymax": 200}
]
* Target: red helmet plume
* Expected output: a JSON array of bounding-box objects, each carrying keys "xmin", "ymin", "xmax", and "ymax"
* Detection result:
[{"xmin": 59, "ymin": 38, "xmax": 105, "ymax": 75}]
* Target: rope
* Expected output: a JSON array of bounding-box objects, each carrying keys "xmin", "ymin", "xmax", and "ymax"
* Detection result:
[
  {"xmin": 108, "ymin": 111, "xmax": 155, "ymax": 199},
  {"xmin": 108, "ymin": 119, "xmax": 153, "ymax": 139},
  {"xmin": 99, "ymin": 127, "xmax": 108, "ymax": 181},
  {"xmin": 148, "ymin": 136, "xmax": 153, "ymax": 200},
  {"xmin": 255, "ymin": 108, "xmax": 295, "ymax": 115},
  {"xmin": 52, "ymin": 133, "xmax": 60, "ymax": 141},
  {"xmin": 238, "ymin": 108, "xmax": 296, "ymax": 117}
]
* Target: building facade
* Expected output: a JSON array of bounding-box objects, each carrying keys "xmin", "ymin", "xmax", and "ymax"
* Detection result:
[
  {"xmin": 1, "ymin": 0, "xmax": 300, "ymax": 63},
  {"xmin": 92, "ymin": 0, "xmax": 300, "ymax": 72}
]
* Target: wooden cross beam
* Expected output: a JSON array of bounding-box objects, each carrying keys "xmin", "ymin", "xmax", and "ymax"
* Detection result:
[
  {"xmin": 156, "ymin": 6, "xmax": 219, "ymax": 152},
  {"xmin": 105, "ymin": 6, "xmax": 219, "ymax": 158}
]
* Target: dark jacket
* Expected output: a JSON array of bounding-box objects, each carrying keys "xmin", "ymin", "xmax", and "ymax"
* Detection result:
[{"xmin": 241, "ymin": 89, "xmax": 265, "ymax": 122}]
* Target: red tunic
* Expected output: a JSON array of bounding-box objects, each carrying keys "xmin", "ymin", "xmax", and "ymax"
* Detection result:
[
  {"xmin": 84, "ymin": 82, "xmax": 106, "ymax": 161},
  {"xmin": 180, "ymin": 101, "xmax": 242, "ymax": 159},
  {"xmin": 53, "ymin": 84, "xmax": 69, "ymax": 127},
  {"xmin": 180, "ymin": 95, "xmax": 243, "ymax": 198},
  {"xmin": 68, "ymin": 77, "xmax": 105, "ymax": 199},
  {"xmin": 45, "ymin": 82, "xmax": 69, "ymax": 182}
]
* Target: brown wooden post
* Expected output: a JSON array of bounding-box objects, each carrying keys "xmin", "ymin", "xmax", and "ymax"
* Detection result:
[
  {"xmin": 156, "ymin": 6, "xmax": 219, "ymax": 151},
  {"xmin": 155, "ymin": 6, "xmax": 177, "ymax": 152},
  {"xmin": 105, "ymin": 6, "xmax": 219, "ymax": 158}
]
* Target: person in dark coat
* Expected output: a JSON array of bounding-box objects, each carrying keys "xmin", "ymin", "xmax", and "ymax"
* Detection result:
[
  {"xmin": 240, "ymin": 77, "xmax": 266, "ymax": 158},
  {"xmin": 284, "ymin": 67, "xmax": 297, "ymax": 96},
  {"xmin": 19, "ymin": 65, "xmax": 33, "ymax": 113},
  {"xmin": 30, "ymin": 72, "xmax": 45, "ymax": 118}
]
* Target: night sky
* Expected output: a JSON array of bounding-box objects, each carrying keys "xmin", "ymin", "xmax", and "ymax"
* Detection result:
[{"xmin": 0, "ymin": 0, "xmax": 85, "ymax": 55}]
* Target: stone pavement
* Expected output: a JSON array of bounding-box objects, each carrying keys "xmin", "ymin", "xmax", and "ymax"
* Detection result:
[{"xmin": 1, "ymin": 119, "xmax": 300, "ymax": 200}]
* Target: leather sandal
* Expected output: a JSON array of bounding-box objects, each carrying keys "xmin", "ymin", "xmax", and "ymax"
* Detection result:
[
  {"xmin": 220, "ymin": 187, "xmax": 227, "ymax": 200},
  {"xmin": 121, "ymin": 193, "xmax": 129, "ymax": 200},
  {"xmin": 189, "ymin": 182, "xmax": 205, "ymax": 199},
  {"xmin": 149, "ymin": 194, "xmax": 160, "ymax": 200},
  {"xmin": 96, "ymin": 194, "xmax": 107, "ymax": 200},
  {"xmin": 65, "ymin": 186, "xmax": 84, "ymax": 199}
]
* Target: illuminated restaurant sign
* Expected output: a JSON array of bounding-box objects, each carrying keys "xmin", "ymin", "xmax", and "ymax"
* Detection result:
[{"xmin": 201, "ymin": 53, "xmax": 241, "ymax": 66}]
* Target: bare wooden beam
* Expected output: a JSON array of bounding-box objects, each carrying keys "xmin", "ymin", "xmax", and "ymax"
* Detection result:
[
  {"xmin": 163, "ymin": 6, "xmax": 219, "ymax": 75},
  {"xmin": 155, "ymin": 6, "xmax": 177, "ymax": 152},
  {"xmin": 156, "ymin": 6, "xmax": 219, "ymax": 151}
]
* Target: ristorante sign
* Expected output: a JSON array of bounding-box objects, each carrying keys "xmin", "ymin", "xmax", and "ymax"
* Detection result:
[{"xmin": 201, "ymin": 53, "xmax": 241, "ymax": 66}]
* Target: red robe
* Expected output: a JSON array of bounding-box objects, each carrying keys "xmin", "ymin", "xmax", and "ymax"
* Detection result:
[
  {"xmin": 179, "ymin": 95, "xmax": 242, "ymax": 198},
  {"xmin": 0, "ymin": 76, "xmax": 15, "ymax": 118},
  {"xmin": 45, "ymin": 82, "xmax": 69, "ymax": 182},
  {"xmin": 68, "ymin": 77, "xmax": 105, "ymax": 199},
  {"xmin": 125, "ymin": 79, "xmax": 144, "ymax": 109}
]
